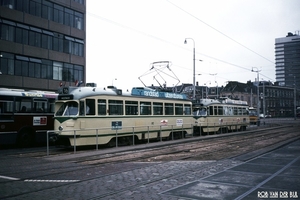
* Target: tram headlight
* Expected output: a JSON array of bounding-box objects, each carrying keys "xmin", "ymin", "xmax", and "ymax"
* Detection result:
[{"xmin": 58, "ymin": 126, "xmax": 64, "ymax": 131}]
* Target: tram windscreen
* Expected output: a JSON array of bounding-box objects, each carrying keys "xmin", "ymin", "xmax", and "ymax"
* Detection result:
[
  {"xmin": 193, "ymin": 107, "xmax": 207, "ymax": 117},
  {"xmin": 55, "ymin": 101, "xmax": 78, "ymax": 116},
  {"xmin": 249, "ymin": 109, "xmax": 258, "ymax": 116}
]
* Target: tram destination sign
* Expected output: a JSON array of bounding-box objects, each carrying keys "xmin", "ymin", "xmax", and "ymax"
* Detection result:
[{"xmin": 131, "ymin": 88, "xmax": 187, "ymax": 100}]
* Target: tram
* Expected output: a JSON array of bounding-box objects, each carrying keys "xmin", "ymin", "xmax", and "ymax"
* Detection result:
[
  {"xmin": 249, "ymin": 107, "xmax": 260, "ymax": 125},
  {"xmin": 193, "ymin": 98, "xmax": 250, "ymax": 135},
  {"xmin": 53, "ymin": 84, "xmax": 194, "ymax": 147}
]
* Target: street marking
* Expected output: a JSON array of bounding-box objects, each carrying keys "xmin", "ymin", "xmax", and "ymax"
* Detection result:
[
  {"xmin": 0, "ymin": 175, "xmax": 20, "ymax": 181},
  {"xmin": 24, "ymin": 179, "xmax": 80, "ymax": 183},
  {"xmin": 0, "ymin": 175, "xmax": 79, "ymax": 183}
]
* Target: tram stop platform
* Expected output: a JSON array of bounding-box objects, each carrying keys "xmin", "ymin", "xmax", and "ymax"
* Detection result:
[{"xmin": 162, "ymin": 139, "xmax": 300, "ymax": 200}]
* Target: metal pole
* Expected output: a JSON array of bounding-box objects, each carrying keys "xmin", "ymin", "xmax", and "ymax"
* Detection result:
[
  {"xmin": 96, "ymin": 129, "xmax": 98, "ymax": 150},
  {"xmin": 46, "ymin": 130, "xmax": 49, "ymax": 156},
  {"xmin": 294, "ymin": 76, "xmax": 297, "ymax": 120},
  {"xmin": 74, "ymin": 130, "xmax": 76, "ymax": 154},
  {"xmin": 193, "ymin": 45, "xmax": 195, "ymax": 100}
]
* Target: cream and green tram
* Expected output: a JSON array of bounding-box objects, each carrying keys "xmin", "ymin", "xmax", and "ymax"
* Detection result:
[
  {"xmin": 54, "ymin": 85, "xmax": 194, "ymax": 147},
  {"xmin": 193, "ymin": 98, "xmax": 250, "ymax": 135}
]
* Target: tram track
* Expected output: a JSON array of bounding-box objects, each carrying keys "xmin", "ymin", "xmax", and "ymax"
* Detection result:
[
  {"xmin": 0, "ymin": 123, "xmax": 299, "ymax": 199},
  {"xmin": 49, "ymin": 124, "xmax": 298, "ymax": 165}
]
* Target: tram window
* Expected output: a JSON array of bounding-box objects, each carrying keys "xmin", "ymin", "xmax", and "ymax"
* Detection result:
[
  {"xmin": 228, "ymin": 107, "xmax": 233, "ymax": 115},
  {"xmin": 153, "ymin": 102, "xmax": 163, "ymax": 115},
  {"xmin": 184, "ymin": 104, "xmax": 191, "ymax": 115},
  {"xmin": 125, "ymin": 101, "xmax": 138, "ymax": 115},
  {"xmin": 214, "ymin": 106, "xmax": 218, "ymax": 115},
  {"xmin": 140, "ymin": 101, "xmax": 151, "ymax": 115},
  {"xmin": 218, "ymin": 106, "xmax": 223, "ymax": 115},
  {"xmin": 243, "ymin": 108, "xmax": 249, "ymax": 115},
  {"xmin": 223, "ymin": 106, "xmax": 228, "ymax": 115},
  {"xmin": 165, "ymin": 103, "xmax": 174, "ymax": 115},
  {"xmin": 237, "ymin": 107, "xmax": 242, "ymax": 115},
  {"xmin": 56, "ymin": 101, "xmax": 78, "ymax": 116},
  {"xmin": 86, "ymin": 99, "xmax": 95, "ymax": 115},
  {"xmin": 209, "ymin": 106, "xmax": 214, "ymax": 116},
  {"xmin": 79, "ymin": 101, "xmax": 84, "ymax": 115},
  {"xmin": 233, "ymin": 107, "xmax": 238, "ymax": 115},
  {"xmin": 175, "ymin": 104, "xmax": 183, "ymax": 115},
  {"xmin": 97, "ymin": 99, "xmax": 106, "ymax": 115},
  {"xmin": 109, "ymin": 100, "xmax": 123, "ymax": 115}
]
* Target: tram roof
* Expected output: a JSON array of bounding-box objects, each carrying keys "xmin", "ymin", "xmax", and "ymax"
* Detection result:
[
  {"xmin": 194, "ymin": 98, "xmax": 248, "ymax": 106},
  {"xmin": 57, "ymin": 86, "xmax": 189, "ymax": 101}
]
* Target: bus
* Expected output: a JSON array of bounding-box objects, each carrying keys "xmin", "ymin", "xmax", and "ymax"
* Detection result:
[
  {"xmin": 193, "ymin": 98, "xmax": 250, "ymax": 134},
  {"xmin": 53, "ymin": 85, "xmax": 194, "ymax": 147},
  {"xmin": 0, "ymin": 88, "xmax": 57, "ymax": 147},
  {"xmin": 249, "ymin": 107, "xmax": 260, "ymax": 125}
]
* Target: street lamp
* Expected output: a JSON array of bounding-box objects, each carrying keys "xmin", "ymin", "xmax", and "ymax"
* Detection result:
[
  {"xmin": 252, "ymin": 67, "xmax": 261, "ymax": 125},
  {"xmin": 184, "ymin": 38, "xmax": 196, "ymax": 100}
]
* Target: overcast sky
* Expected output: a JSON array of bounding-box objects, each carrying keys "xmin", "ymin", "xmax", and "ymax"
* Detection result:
[{"xmin": 86, "ymin": 0, "xmax": 300, "ymax": 90}]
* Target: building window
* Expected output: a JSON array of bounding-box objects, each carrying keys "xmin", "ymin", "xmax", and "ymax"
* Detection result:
[
  {"xmin": 0, "ymin": 52, "xmax": 14, "ymax": 75},
  {"xmin": 0, "ymin": 52, "xmax": 84, "ymax": 82},
  {"xmin": 53, "ymin": 61, "xmax": 63, "ymax": 80}
]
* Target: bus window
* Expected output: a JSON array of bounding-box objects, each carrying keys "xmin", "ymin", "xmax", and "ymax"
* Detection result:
[
  {"xmin": 56, "ymin": 101, "xmax": 78, "ymax": 116},
  {"xmin": 98, "ymin": 99, "xmax": 106, "ymax": 115},
  {"xmin": 16, "ymin": 97, "xmax": 31, "ymax": 112},
  {"xmin": 33, "ymin": 98, "xmax": 47, "ymax": 112},
  {"xmin": 165, "ymin": 103, "xmax": 174, "ymax": 115},
  {"xmin": 175, "ymin": 104, "xmax": 183, "ymax": 115},
  {"xmin": 125, "ymin": 101, "xmax": 138, "ymax": 115},
  {"xmin": 0, "ymin": 100, "xmax": 14, "ymax": 121},
  {"xmin": 184, "ymin": 104, "xmax": 191, "ymax": 115},
  {"xmin": 86, "ymin": 99, "xmax": 95, "ymax": 115},
  {"xmin": 140, "ymin": 101, "xmax": 151, "ymax": 115},
  {"xmin": 49, "ymin": 99, "xmax": 55, "ymax": 113},
  {"xmin": 153, "ymin": 102, "xmax": 163, "ymax": 115},
  {"xmin": 109, "ymin": 100, "xmax": 123, "ymax": 115}
]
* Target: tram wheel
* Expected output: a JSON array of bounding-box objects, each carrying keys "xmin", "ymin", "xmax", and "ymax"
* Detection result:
[{"xmin": 107, "ymin": 138, "xmax": 116, "ymax": 147}]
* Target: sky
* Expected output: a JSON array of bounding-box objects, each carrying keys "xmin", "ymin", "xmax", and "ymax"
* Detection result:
[{"xmin": 86, "ymin": 0, "xmax": 300, "ymax": 91}]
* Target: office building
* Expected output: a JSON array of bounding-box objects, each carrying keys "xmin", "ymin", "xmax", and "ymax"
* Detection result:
[
  {"xmin": 0, "ymin": 0, "xmax": 86, "ymax": 91},
  {"xmin": 275, "ymin": 32, "xmax": 300, "ymax": 89}
]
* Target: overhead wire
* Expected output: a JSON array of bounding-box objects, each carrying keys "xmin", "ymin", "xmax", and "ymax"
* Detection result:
[{"xmin": 87, "ymin": 3, "xmax": 275, "ymax": 82}]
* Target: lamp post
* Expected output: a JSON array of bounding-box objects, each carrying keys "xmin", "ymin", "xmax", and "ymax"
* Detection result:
[
  {"xmin": 184, "ymin": 38, "xmax": 196, "ymax": 100},
  {"xmin": 252, "ymin": 67, "xmax": 261, "ymax": 125}
]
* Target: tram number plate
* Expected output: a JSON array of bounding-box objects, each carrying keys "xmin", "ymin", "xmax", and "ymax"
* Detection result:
[{"xmin": 111, "ymin": 121, "xmax": 122, "ymax": 130}]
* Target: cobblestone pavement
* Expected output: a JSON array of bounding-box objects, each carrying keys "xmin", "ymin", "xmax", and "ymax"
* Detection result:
[{"xmin": 0, "ymin": 137, "xmax": 299, "ymax": 199}]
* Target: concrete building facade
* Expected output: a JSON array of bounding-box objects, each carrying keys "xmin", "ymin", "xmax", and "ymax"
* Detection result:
[
  {"xmin": 275, "ymin": 32, "xmax": 300, "ymax": 89},
  {"xmin": 0, "ymin": 0, "xmax": 86, "ymax": 91}
]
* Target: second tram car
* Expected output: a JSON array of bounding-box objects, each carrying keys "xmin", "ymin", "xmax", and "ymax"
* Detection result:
[
  {"xmin": 193, "ymin": 98, "xmax": 250, "ymax": 135},
  {"xmin": 53, "ymin": 85, "xmax": 194, "ymax": 147},
  {"xmin": 249, "ymin": 107, "xmax": 260, "ymax": 125}
]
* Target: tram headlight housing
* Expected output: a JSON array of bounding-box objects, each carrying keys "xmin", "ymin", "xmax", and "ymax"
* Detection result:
[{"xmin": 58, "ymin": 126, "xmax": 64, "ymax": 131}]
